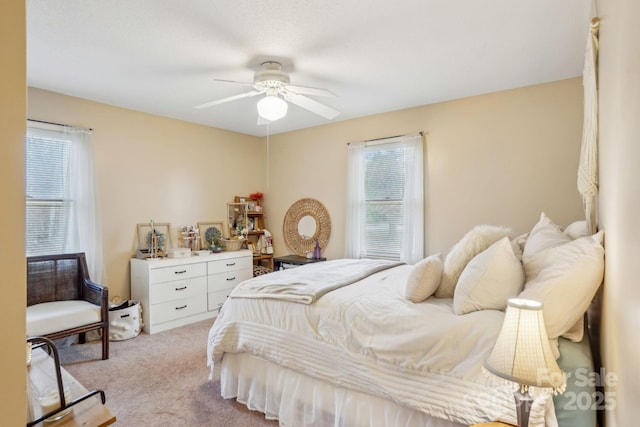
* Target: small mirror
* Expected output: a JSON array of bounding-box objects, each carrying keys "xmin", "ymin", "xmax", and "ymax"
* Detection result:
[{"xmin": 297, "ymin": 215, "xmax": 317, "ymax": 239}]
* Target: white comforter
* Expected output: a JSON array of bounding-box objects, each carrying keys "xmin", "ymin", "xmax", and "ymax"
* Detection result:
[
  {"xmin": 208, "ymin": 263, "xmax": 555, "ymax": 426},
  {"xmin": 229, "ymin": 258, "xmax": 404, "ymax": 304}
]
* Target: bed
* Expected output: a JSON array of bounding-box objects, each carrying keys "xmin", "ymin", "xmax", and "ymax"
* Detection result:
[{"xmin": 207, "ymin": 213, "xmax": 605, "ymax": 427}]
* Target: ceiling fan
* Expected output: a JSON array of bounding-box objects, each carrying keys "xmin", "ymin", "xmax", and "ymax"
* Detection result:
[{"xmin": 194, "ymin": 61, "xmax": 339, "ymax": 122}]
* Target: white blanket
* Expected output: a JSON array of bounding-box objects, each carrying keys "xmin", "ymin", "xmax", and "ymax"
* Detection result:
[
  {"xmin": 208, "ymin": 264, "xmax": 556, "ymax": 426},
  {"xmin": 229, "ymin": 258, "xmax": 404, "ymax": 304}
]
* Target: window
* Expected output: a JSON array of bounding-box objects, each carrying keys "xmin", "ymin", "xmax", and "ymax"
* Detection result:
[
  {"xmin": 26, "ymin": 127, "xmax": 73, "ymax": 256},
  {"xmin": 345, "ymin": 133, "xmax": 424, "ymax": 263},
  {"xmin": 25, "ymin": 121, "xmax": 103, "ymax": 281}
]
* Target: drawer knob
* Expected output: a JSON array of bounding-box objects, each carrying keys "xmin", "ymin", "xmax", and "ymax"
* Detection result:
[
  {"xmin": 174, "ymin": 269, "xmax": 187, "ymax": 274},
  {"xmin": 175, "ymin": 305, "xmax": 187, "ymax": 310},
  {"xmin": 175, "ymin": 286, "xmax": 187, "ymax": 291},
  {"xmin": 226, "ymin": 262, "xmax": 236, "ymax": 266},
  {"xmin": 226, "ymin": 277, "xmax": 236, "ymax": 281}
]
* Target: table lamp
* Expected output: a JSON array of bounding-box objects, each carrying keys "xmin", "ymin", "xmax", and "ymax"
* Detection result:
[{"xmin": 484, "ymin": 298, "xmax": 566, "ymax": 427}]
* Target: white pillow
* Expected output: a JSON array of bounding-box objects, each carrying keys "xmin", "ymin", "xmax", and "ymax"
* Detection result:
[
  {"xmin": 453, "ymin": 237, "xmax": 524, "ymax": 315},
  {"xmin": 510, "ymin": 232, "xmax": 528, "ymax": 261},
  {"xmin": 435, "ymin": 225, "xmax": 512, "ymax": 298},
  {"xmin": 522, "ymin": 212, "xmax": 571, "ymax": 268},
  {"xmin": 560, "ymin": 229, "xmax": 604, "ymax": 341},
  {"xmin": 403, "ymin": 253, "xmax": 443, "ymax": 303},
  {"xmin": 518, "ymin": 233, "xmax": 604, "ymax": 341},
  {"xmin": 563, "ymin": 220, "xmax": 588, "ymax": 239},
  {"xmin": 522, "ymin": 213, "xmax": 573, "ymax": 281}
]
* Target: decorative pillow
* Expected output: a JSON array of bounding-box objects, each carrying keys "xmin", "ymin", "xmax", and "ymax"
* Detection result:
[
  {"xmin": 403, "ymin": 253, "xmax": 443, "ymax": 303},
  {"xmin": 521, "ymin": 213, "xmax": 572, "ymax": 281},
  {"xmin": 518, "ymin": 232, "xmax": 604, "ymax": 341},
  {"xmin": 453, "ymin": 237, "xmax": 524, "ymax": 315},
  {"xmin": 522, "ymin": 212, "xmax": 571, "ymax": 267},
  {"xmin": 510, "ymin": 233, "xmax": 528, "ymax": 261},
  {"xmin": 563, "ymin": 220, "xmax": 588, "ymax": 240},
  {"xmin": 435, "ymin": 225, "xmax": 512, "ymax": 298}
]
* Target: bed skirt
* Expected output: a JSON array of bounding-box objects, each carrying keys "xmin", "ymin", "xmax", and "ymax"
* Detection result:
[{"xmin": 220, "ymin": 352, "xmax": 466, "ymax": 427}]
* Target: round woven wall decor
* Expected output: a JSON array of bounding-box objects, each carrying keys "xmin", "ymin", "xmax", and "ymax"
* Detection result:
[{"xmin": 283, "ymin": 198, "xmax": 331, "ymax": 256}]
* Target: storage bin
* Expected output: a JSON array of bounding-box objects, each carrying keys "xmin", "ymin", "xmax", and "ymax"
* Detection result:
[{"xmin": 108, "ymin": 300, "xmax": 143, "ymax": 341}]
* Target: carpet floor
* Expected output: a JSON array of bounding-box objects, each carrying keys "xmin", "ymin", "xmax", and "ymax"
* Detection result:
[{"xmin": 57, "ymin": 319, "xmax": 279, "ymax": 426}]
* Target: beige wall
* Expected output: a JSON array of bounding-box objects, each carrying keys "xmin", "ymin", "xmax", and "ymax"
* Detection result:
[
  {"xmin": 266, "ymin": 78, "xmax": 584, "ymax": 260},
  {"xmin": 0, "ymin": 1, "xmax": 26, "ymax": 424},
  {"xmin": 597, "ymin": 0, "xmax": 640, "ymax": 425},
  {"xmin": 28, "ymin": 88, "xmax": 264, "ymax": 300},
  {"xmin": 29, "ymin": 80, "xmax": 586, "ymax": 302}
]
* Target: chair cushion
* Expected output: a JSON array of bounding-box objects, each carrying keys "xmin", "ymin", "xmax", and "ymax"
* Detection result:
[{"xmin": 27, "ymin": 300, "xmax": 101, "ymax": 336}]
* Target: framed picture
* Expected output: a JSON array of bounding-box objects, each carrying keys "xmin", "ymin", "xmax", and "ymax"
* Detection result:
[
  {"xmin": 198, "ymin": 221, "xmax": 224, "ymax": 249},
  {"xmin": 227, "ymin": 202, "xmax": 248, "ymax": 237},
  {"xmin": 137, "ymin": 222, "xmax": 171, "ymax": 255}
]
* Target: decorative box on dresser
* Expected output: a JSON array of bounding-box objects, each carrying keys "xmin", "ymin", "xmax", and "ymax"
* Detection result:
[{"xmin": 130, "ymin": 250, "xmax": 253, "ymax": 334}]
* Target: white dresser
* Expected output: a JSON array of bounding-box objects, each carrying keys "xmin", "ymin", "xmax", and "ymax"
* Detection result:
[{"xmin": 130, "ymin": 250, "xmax": 253, "ymax": 334}]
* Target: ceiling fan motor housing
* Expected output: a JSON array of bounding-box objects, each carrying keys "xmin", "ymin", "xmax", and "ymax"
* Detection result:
[{"xmin": 254, "ymin": 61, "xmax": 290, "ymax": 90}]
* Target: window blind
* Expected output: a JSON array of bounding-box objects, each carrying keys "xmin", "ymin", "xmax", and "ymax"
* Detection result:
[
  {"xmin": 363, "ymin": 144, "xmax": 407, "ymax": 259},
  {"xmin": 25, "ymin": 127, "xmax": 73, "ymax": 256}
]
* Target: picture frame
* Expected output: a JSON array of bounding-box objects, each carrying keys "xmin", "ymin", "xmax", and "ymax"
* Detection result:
[
  {"xmin": 137, "ymin": 222, "xmax": 171, "ymax": 256},
  {"xmin": 197, "ymin": 221, "xmax": 224, "ymax": 249},
  {"xmin": 227, "ymin": 202, "xmax": 248, "ymax": 237}
]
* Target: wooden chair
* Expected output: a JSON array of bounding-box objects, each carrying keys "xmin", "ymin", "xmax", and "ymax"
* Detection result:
[{"xmin": 26, "ymin": 253, "xmax": 109, "ymax": 360}]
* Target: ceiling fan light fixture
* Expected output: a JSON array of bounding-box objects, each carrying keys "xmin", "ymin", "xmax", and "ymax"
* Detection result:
[{"xmin": 257, "ymin": 95, "xmax": 288, "ymax": 122}]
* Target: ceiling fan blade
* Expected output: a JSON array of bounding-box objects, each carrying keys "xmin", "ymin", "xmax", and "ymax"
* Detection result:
[
  {"xmin": 213, "ymin": 78, "xmax": 257, "ymax": 89},
  {"xmin": 284, "ymin": 92, "xmax": 340, "ymax": 120},
  {"xmin": 194, "ymin": 90, "xmax": 262, "ymax": 109},
  {"xmin": 285, "ymin": 84, "xmax": 336, "ymax": 97}
]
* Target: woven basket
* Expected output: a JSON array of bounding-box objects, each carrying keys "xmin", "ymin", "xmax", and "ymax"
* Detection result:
[{"xmin": 220, "ymin": 238, "xmax": 244, "ymax": 251}]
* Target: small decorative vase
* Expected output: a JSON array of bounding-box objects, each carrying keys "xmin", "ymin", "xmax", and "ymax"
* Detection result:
[{"xmin": 313, "ymin": 239, "xmax": 321, "ymax": 259}]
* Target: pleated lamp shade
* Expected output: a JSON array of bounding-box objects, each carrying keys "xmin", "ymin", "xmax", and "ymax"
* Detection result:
[{"xmin": 485, "ymin": 298, "xmax": 566, "ymax": 394}]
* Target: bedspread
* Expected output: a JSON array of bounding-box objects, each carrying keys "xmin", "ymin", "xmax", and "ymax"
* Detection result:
[
  {"xmin": 229, "ymin": 258, "xmax": 404, "ymax": 304},
  {"xmin": 208, "ymin": 264, "xmax": 556, "ymax": 426}
]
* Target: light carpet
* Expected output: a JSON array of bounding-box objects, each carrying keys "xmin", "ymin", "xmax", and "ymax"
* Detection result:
[{"xmin": 57, "ymin": 319, "xmax": 278, "ymax": 427}]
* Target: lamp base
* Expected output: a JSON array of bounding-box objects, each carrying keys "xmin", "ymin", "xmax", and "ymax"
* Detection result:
[{"xmin": 514, "ymin": 387, "xmax": 533, "ymax": 427}]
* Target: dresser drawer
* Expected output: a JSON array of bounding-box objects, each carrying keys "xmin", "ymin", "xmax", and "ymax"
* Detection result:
[
  {"xmin": 207, "ymin": 269, "xmax": 252, "ymax": 293},
  {"xmin": 150, "ymin": 276, "xmax": 206, "ymax": 305},
  {"xmin": 152, "ymin": 296, "xmax": 207, "ymax": 324},
  {"xmin": 149, "ymin": 262, "xmax": 207, "ymax": 284},
  {"xmin": 207, "ymin": 256, "xmax": 252, "ymax": 275},
  {"xmin": 207, "ymin": 288, "xmax": 234, "ymax": 312}
]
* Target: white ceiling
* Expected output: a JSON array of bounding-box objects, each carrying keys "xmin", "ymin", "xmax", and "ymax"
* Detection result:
[{"xmin": 26, "ymin": 0, "xmax": 591, "ymax": 137}]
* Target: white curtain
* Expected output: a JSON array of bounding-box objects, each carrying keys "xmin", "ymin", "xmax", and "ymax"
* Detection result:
[
  {"xmin": 345, "ymin": 134, "xmax": 424, "ymax": 264},
  {"xmin": 26, "ymin": 121, "xmax": 104, "ymax": 282},
  {"xmin": 345, "ymin": 142, "xmax": 367, "ymax": 259},
  {"xmin": 66, "ymin": 127, "xmax": 105, "ymax": 282},
  {"xmin": 577, "ymin": 17, "xmax": 600, "ymax": 234},
  {"xmin": 400, "ymin": 135, "xmax": 424, "ymax": 263}
]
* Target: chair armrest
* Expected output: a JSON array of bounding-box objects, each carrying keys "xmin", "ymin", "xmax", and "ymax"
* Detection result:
[{"xmin": 82, "ymin": 278, "xmax": 109, "ymax": 309}]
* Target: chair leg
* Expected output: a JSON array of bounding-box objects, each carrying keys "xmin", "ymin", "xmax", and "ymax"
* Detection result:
[{"xmin": 102, "ymin": 328, "xmax": 109, "ymax": 360}]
